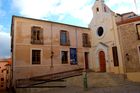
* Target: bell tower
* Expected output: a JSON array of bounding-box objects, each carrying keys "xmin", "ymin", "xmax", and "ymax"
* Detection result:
[{"xmin": 89, "ymin": 0, "xmax": 114, "ymax": 32}]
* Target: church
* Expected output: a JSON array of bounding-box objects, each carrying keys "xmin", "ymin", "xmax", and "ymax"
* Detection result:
[
  {"xmin": 89, "ymin": 0, "xmax": 140, "ymax": 81},
  {"xmin": 11, "ymin": 0, "xmax": 140, "ymax": 87}
]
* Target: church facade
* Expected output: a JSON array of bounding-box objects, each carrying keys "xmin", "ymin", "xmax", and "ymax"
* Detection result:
[{"xmin": 89, "ymin": 0, "xmax": 124, "ymax": 74}]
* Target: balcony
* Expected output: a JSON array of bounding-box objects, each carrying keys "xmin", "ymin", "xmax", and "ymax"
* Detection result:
[
  {"xmin": 31, "ymin": 40, "xmax": 43, "ymax": 45},
  {"xmin": 83, "ymin": 41, "xmax": 91, "ymax": 47},
  {"xmin": 60, "ymin": 40, "xmax": 70, "ymax": 46}
]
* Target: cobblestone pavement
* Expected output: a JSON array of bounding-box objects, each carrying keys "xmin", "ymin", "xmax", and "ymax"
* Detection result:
[
  {"xmin": 1, "ymin": 72, "xmax": 140, "ymax": 93},
  {"xmin": 1, "ymin": 85, "xmax": 140, "ymax": 93},
  {"xmin": 32, "ymin": 85, "xmax": 140, "ymax": 93},
  {"xmin": 38, "ymin": 72, "xmax": 140, "ymax": 93}
]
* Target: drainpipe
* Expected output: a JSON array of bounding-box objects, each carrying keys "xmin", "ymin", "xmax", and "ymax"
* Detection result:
[{"xmin": 50, "ymin": 23, "xmax": 54, "ymax": 68}]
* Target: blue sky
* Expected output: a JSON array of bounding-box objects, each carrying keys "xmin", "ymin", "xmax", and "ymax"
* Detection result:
[{"xmin": 0, "ymin": 0, "xmax": 140, "ymax": 58}]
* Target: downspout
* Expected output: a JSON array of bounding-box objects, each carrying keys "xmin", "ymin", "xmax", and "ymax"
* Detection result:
[{"xmin": 50, "ymin": 23, "xmax": 54, "ymax": 68}]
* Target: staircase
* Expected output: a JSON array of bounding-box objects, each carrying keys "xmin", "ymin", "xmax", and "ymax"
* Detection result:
[{"xmin": 16, "ymin": 68, "xmax": 83, "ymax": 88}]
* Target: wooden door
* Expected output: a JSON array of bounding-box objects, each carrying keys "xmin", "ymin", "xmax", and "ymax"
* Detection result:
[
  {"xmin": 99, "ymin": 51, "xmax": 106, "ymax": 72},
  {"xmin": 85, "ymin": 52, "xmax": 89, "ymax": 69}
]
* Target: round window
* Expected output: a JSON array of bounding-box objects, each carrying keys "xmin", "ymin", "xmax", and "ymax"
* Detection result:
[{"xmin": 97, "ymin": 27, "xmax": 104, "ymax": 37}]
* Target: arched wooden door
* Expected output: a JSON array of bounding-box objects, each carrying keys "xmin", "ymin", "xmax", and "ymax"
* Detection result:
[{"xmin": 99, "ymin": 51, "xmax": 106, "ymax": 72}]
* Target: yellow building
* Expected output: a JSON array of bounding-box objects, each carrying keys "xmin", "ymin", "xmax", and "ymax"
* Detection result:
[{"xmin": 11, "ymin": 16, "xmax": 91, "ymax": 86}]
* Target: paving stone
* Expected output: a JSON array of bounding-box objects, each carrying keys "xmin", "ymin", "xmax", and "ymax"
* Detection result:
[{"xmin": 13, "ymin": 72, "xmax": 140, "ymax": 93}]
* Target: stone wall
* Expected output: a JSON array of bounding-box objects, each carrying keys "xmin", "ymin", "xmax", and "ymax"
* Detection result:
[
  {"xmin": 12, "ymin": 16, "xmax": 91, "ymax": 84},
  {"xmin": 118, "ymin": 23, "xmax": 140, "ymax": 72}
]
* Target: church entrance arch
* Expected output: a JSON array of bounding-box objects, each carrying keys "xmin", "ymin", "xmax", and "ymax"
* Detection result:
[{"xmin": 99, "ymin": 51, "xmax": 106, "ymax": 72}]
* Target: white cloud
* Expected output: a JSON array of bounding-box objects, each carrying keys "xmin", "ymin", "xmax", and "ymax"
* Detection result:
[
  {"xmin": 0, "ymin": 25, "xmax": 11, "ymax": 58},
  {"xmin": 12, "ymin": 0, "xmax": 94, "ymax": 26},
  {"xmin": 12, "ymin": 0, "xmax": 140, "ymax": 27}
]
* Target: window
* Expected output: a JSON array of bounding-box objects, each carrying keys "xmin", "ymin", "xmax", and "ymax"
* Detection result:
[
  {"xmin": 60, "ymin": 30, "xmax": 70, "ymax": 45},
  {"xmin": 61, "ymin": 51, "xmax": 68, "ymax": 64},
  {"xmin": 136, "ymin": 24, "xmax": 140, "ymax": 39},
  {"xmin": 1, "ymin": 78, "xmax": 4, "ymax": 81},
  {"xmin": 31, "ymin": 26, "xmax": 43, "ymax": 44},
  {"xmin": 112, "ymin": 46, "xmax": 119, "ymax": 66},
  {"xmin": 97, "ymin": 27, "xmax": 104, "ymax": 37},
  {"xmin": 82, "ymin": 33, "xmax": 91, "ymax": 47},
  {"xmin": 96, "ymin": 7, "xmax": 99, "ymax": 12},
  {"xmin": 32, "ymin": 50, "xmax": 41, "ymax": 64}
]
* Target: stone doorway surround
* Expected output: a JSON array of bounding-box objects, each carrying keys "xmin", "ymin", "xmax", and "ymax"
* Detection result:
[{"xmin": 94, "ymin": 42, "xmax": 109, "ymax": 72}]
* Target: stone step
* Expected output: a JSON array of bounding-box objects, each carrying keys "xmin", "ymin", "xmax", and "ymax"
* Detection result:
[{"xmin": 16, "ymin": 68, "xmax": 83, "ymax": 88}]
